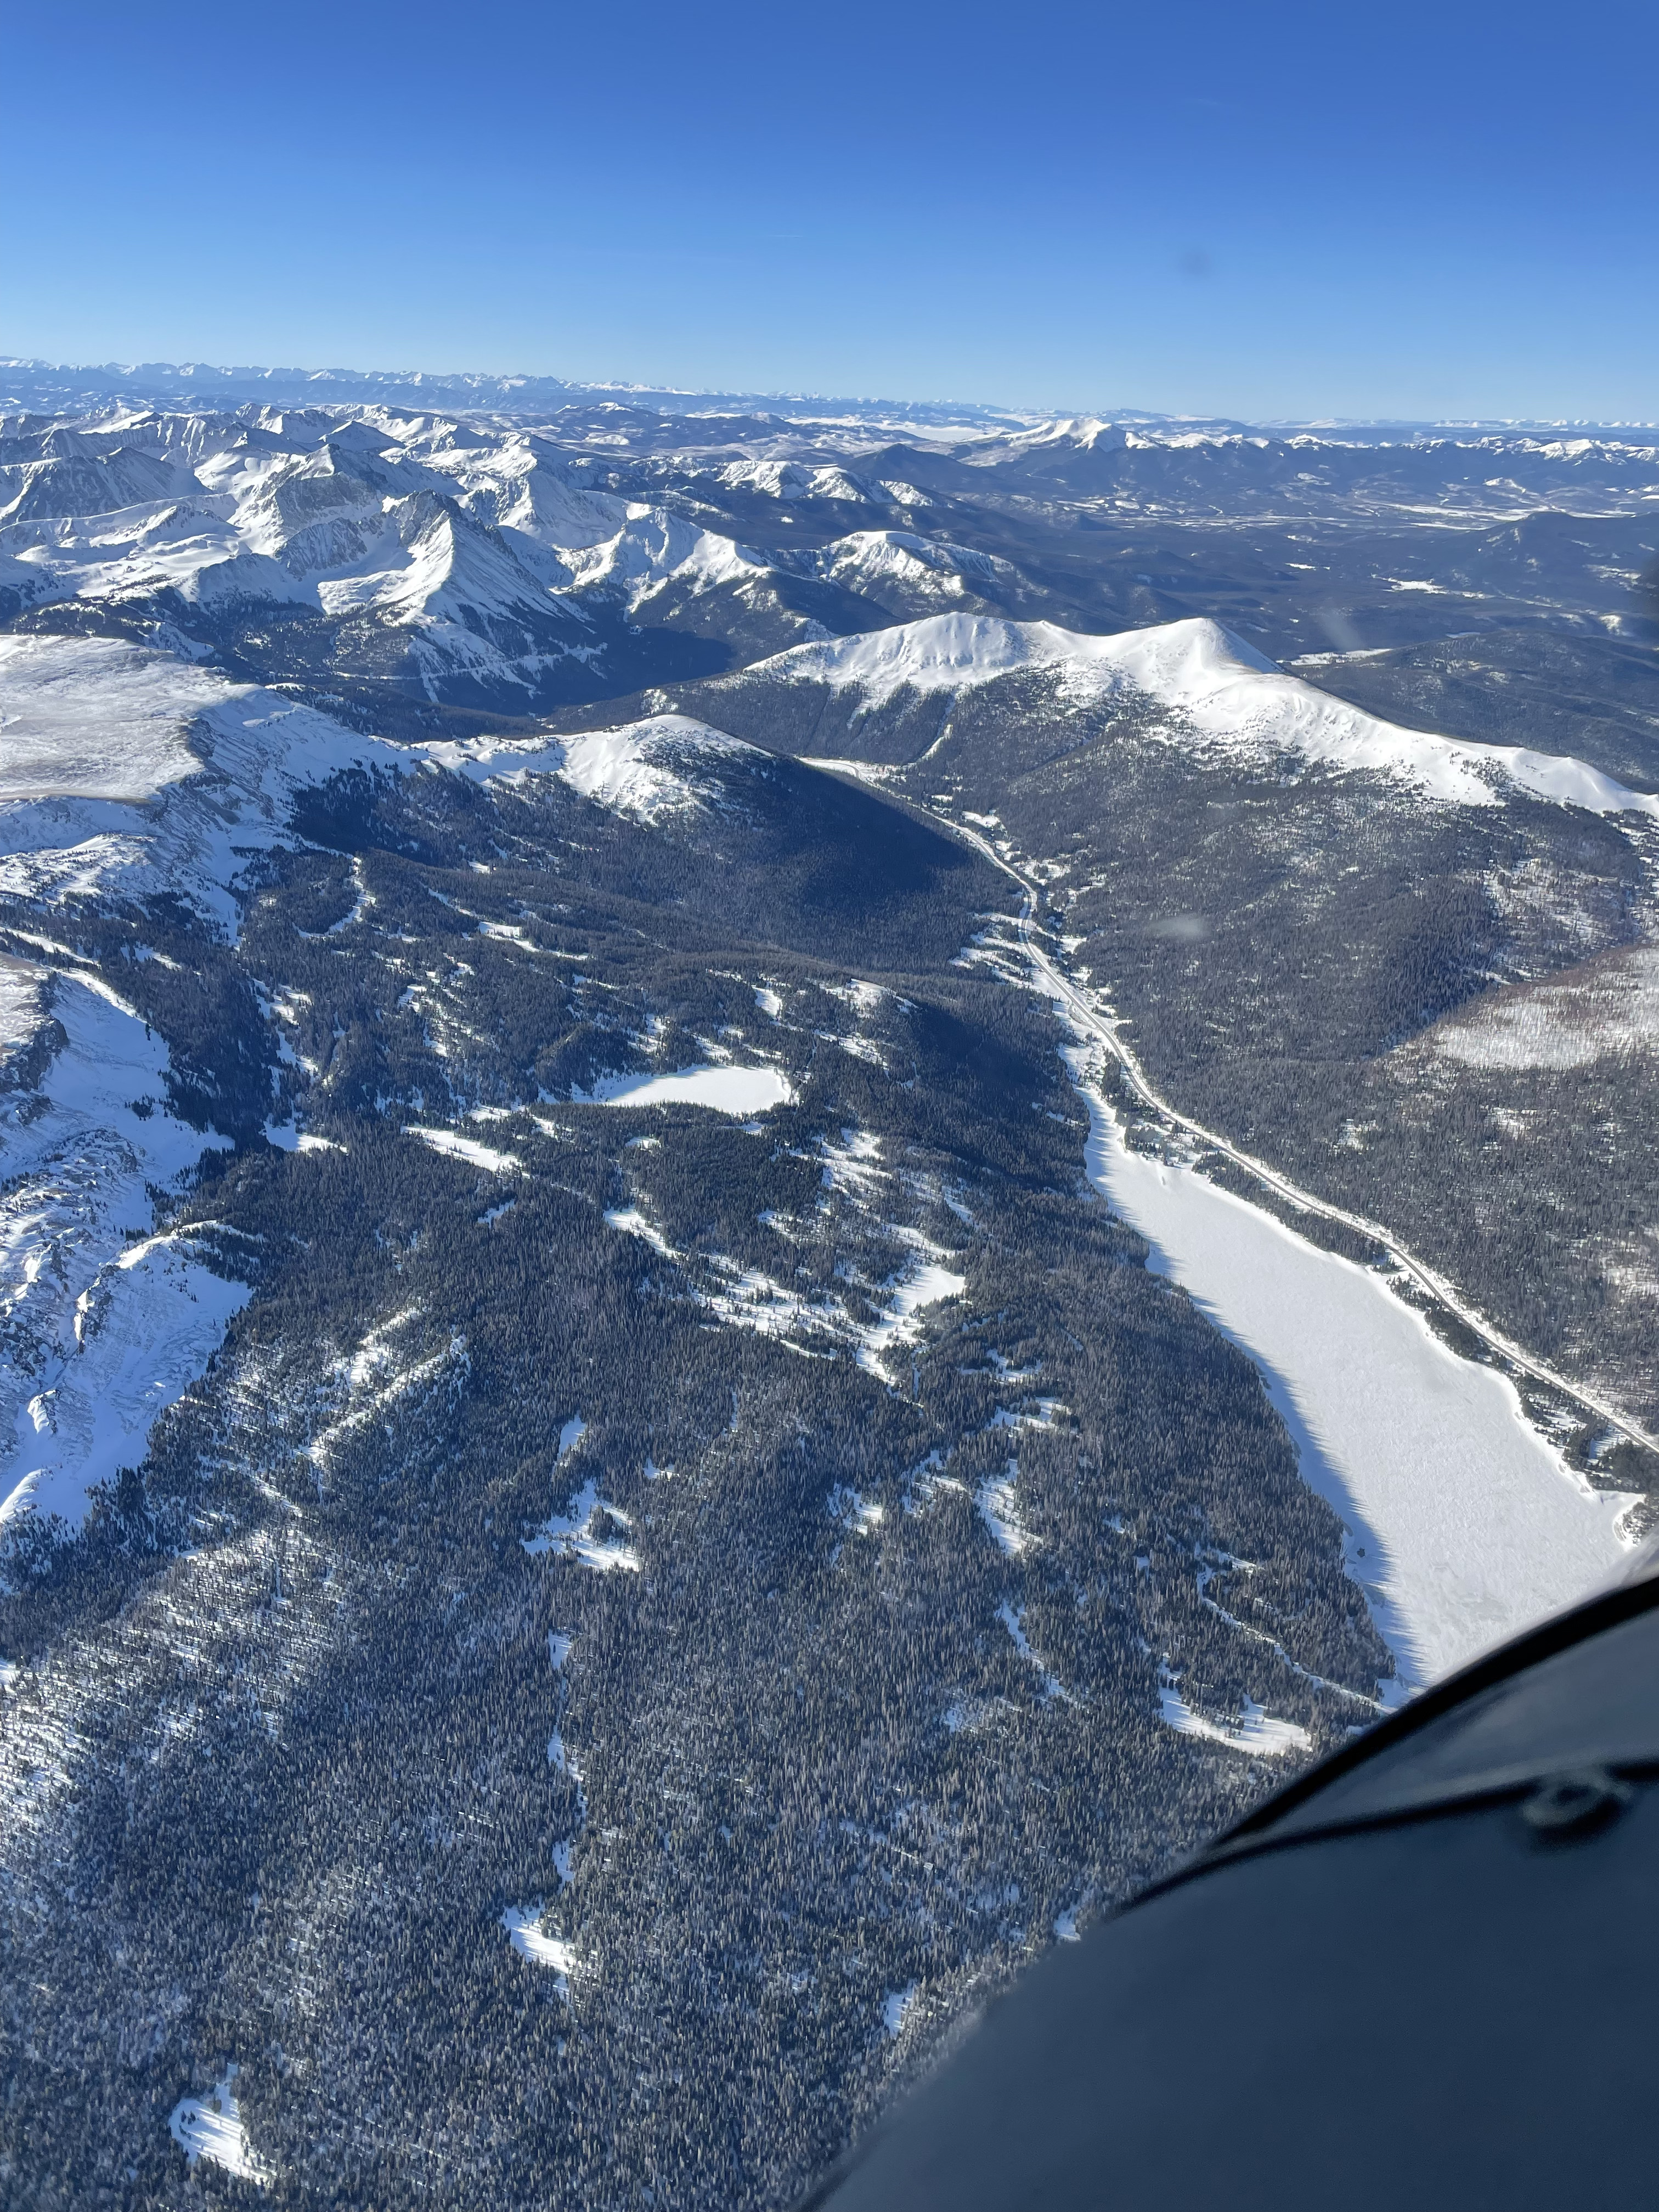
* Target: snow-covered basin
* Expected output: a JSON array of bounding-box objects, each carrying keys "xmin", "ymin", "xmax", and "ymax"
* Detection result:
[
  {"xmin": 583, "ymin": 1064, "xmax": 793, "ymax": 1115},
  {"xmin": 1080, "ymin": 1087, "xmax": 1633, "ymax": 1692}
]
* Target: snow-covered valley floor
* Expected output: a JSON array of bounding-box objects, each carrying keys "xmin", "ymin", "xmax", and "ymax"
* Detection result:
[{"xmin": 1080, "ymin": 1085, "xmax": 1635, "ymax": 1691}]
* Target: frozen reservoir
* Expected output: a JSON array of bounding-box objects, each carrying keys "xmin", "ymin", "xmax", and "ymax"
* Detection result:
[{"xmin": 1080, "ymin": 1086, "xmax": 1634, "ymax": 1692}]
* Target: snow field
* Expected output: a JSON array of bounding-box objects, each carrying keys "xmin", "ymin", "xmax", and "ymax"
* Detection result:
[
  {"xmin": 426, "ymin": 713, "xmax": 761, "ymax": 826},
  {"xmin": 0, "ymin": 957, "xmax": 47, "ymax": 1049},
  {"xmin": 0, "ymin": 634, "xmax": 410, "ymax": 931},
  {"xmin": 0, "ymin": 633, "xmax": 224, "ymax": 804},
  {"xmin": 0, "ymin": 973, "xmax": 246, "ymax": 1530}
]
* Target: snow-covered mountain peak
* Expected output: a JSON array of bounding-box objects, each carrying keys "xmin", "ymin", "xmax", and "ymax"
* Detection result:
[
  {"xmin": 754, "ymin": 610, "xmax": 1056, "ymax": 698},
  {"xmin": 757, "ymin": 612, "xmax": 1659, "ymax": 815},
  {"xmin": 809, "ymin": 531, "xmax": 1019, "ymax": 611},
  {"xmin": 565, "ymin": 510, "xmax": 770, "ymax": 608},
  {"xmin": 427, "ymin": 711, "xmax": 761, "ymax": 825}
]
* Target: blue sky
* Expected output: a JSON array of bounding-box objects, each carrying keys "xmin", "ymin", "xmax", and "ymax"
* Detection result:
[{"xmin": 7, "ymin": 0, "xmax": 1656, "ymax": 420}]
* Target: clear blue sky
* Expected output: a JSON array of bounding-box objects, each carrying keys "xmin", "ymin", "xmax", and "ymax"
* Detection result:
[{"xmin": 6, "ymin": 0, "xmax": 1656, "ymax": 421}]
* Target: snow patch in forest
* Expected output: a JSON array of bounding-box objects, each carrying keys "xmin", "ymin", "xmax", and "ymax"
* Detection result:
[
  {"xmin": 820, "ymin": 1126, "xmax": 885, "ymax": 1197},
  {"xmin": 856, "ymin": 1260, "xmax": 967, "ymax": 1377},
  {"xmin": 997, "ymin": 1600, "xmax": 1070, "ymax": 1703},
  {"xmin": 502, "ymin": 1906, "xmax": 575, "ymax": 1991},
  {"xmin": 168, "ymin": 2069, "xmax": 272, "ymax": 2186},
  {"xmin": 307, "ymin": 1312, "xmax": 459, "ymax": 1480},
  {"xmin": 603, "ymin": 1206, "xmax": 675, "ymax": 1256},
  {"xmin": 978, "ymin": 1466, "xmax": 1033, "ymax": 1557},
  {"xmin": 523, "ymin": 1476, "xmax": 640, "ymax": 1573},
  {"xmin": 1432, "ymin": 946, "xmax": 1659, "ymax": 1070},
  {"xmin": 1158, "ymin": 1675, "xmax": 1312, "ymax": 1758},
  {"xmin": 700, "ymin": 1260, "xmax": 846, "ymax": 1347},
  {"xmin": 882, "ymin": 1985, "xmax": 918, "ymax": 2039},
  {"xmin": 404, "ymin": 1125, "xmax": 523, "ymax": 1173},
  {"xmin": 829, "ymin": 1485, "xmax": 885, "ymax": 1536}
]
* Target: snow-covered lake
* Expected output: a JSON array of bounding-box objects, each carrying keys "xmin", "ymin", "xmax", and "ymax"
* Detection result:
[
  {"xmin": 583, "ymin": 1064, "xmax": 793, "ymax": 1115},
  {"xmin": 1079, "ymin": 1084, "xmax": 1634, "ymax": 1692}
]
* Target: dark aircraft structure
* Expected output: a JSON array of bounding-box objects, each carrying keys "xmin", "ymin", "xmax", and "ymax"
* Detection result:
[{"xmin": 807, "ymin": 1550, "xmax": 1659, "ymax": 2210}]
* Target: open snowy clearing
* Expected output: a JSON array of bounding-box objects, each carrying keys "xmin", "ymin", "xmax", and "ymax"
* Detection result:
[
  {"xmin": 0, "ymin": 957, "xmax": 47, "ymax": 1048},
  {"xmin": 978, "ymin": 1468, "xmax": 1033, "ymax": 1558},
  {"xmin": 522, "ymin": 1476, "xmax": 641, "ymax": 1572},
  {"xmin": 1080, "ymin": 1086, "xmax": 1635, "ymax": 1690},
  {"xmin": 404, "ymin": 1124, "xmax": 523, "ymax": 1174},
  {"xmin": 1158, "ymin": 1680, "xmax": 1312, "ymax": 1758},
  {"xmin": 168, "ymin": 2070, "xmax": 272, "ymax": 2186},
  {"xmin": 582, "ymin": 1064, "xmax": 794, "ymax": 1115},
  {"xmin": 502, "ymin": 1906, "xmax": 576, "ymax": 1991},
  {"xmin": 856, "ymin": 1259, "xmax": 968, "ymax": 1376},
  {"xmin": 603, "ymin": 1205, "xmax": 674, "ymax": 1255},
  {"xmin": 1432, "ymin": 945, "xmax": 1659, "ymax": 1070}
]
